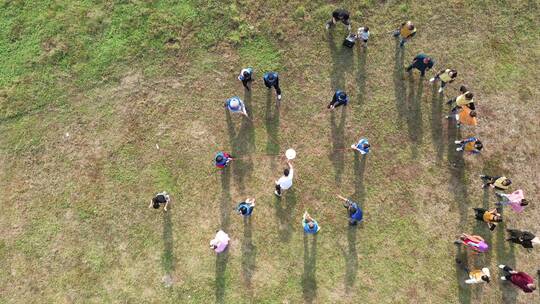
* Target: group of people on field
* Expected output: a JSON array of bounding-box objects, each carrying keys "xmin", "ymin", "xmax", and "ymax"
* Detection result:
[{"xmin": 148, "ymin": 8, "xmax": 537, "ymax": 295}]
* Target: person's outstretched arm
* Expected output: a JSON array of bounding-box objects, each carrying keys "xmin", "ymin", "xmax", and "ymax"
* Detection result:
[
  {"xmin": 337, "ymin": 194, "xmax": 348, "ymax": 201},
  {"xmin": 148, "ymin": 199, "xmax": 153, "ymax": 208},
  {"xmin": 164, "ymin": 198, "xmax": 170, "ymax": 211}
]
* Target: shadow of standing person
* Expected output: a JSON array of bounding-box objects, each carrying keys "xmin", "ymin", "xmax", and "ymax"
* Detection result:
[
  {"xmin": 302, "ymin": 233, "xmax": 318, "ymax": 303},
  {"xmin": 265, "ymin": 90, "xmax": 280, "ymax": 172},
  {"xmin": 161, "ymin": 211, "xmax": 175, "ymax": 287},
  {"xmin": 430, "ymin": 85, "xmax": 444, "ymax": 163},
  {"xmin": 241, "ymin": 217, "xmax": 256, "ymax": 300},
  {"xmin": 329, "ymin": 108, "xmax": 347, "ymax": 183}
]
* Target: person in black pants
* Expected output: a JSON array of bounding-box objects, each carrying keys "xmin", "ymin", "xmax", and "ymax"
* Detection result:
[
  {"xmin": 327, "ymin": 90, "xmax": 349, "ymax": 110},
  {"xmin": 325, "ymin": 9, "xmax": 351, "ymax": 31},
  {"xmin": 506, "ymin": 229, "xmax": 539, "ymax": 249},
  {"xmin": 406, "ymin": 53, "xmax": 434, "ymax": 77},
  {"xmin": 263, "ymin": 71, "xmax": 282, "ymax": 101}
]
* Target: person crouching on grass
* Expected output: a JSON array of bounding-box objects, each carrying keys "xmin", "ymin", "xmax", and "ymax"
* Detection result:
[{"xmin": 149, "ymin": 191, "xmax": 171, "ymax": 211}]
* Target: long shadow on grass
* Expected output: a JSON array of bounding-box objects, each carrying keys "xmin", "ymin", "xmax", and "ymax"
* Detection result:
[
  {"xmin": 393, "ymin": 41, "xmax": 407, "ymax": 125},
  {"xmin": 241, "ymin": 217, "xmax": 256, "ymax": 299},
  {"xmin": 355, "ymin": 47, "xmax": 367, "ymax": 112},
  {"xmin": 273, "ymin": 188, "xmax": 298, "ymax": 242},
  {"xmin": 303, "ymin": 233, "xmax": 318, "ymax": 303},
  {"xmin": 430, "ymin": 86, "xmax": 444, "ymax": 163},
  {"xmin": 215, "ymin": 166, "xmax": 231, "ymax": 303},
  {"xmin": 447, "ymin": 122, "xmax": 471, "ymax": 304},
  {"xmin": 496, "ymin": 208, "xmax": 517, "ymax": 303},
  {"xmin": 455, "ymin": 246, "xmax": 472, "ymax": 304},
  {"xmin": 329, "ymin": 108, "xmax": 347, "ymax": 184},
  {"xmin": 353, "ymin": 151, "xmax": 367, "ymax": 203},
  {"xmin": 265, "ymin": 90, "xmax": 280, "ymax": 172},
  {"xmin": 405, "ymin": 75, "xmax": 424, "ymax": 158},
  {"xmin": 225, "ymin": 99, "xmax": 255, "ymax": 196},
  {"xmin": 161, "ymin": 211, "xmax": 175, "ymax": 285},
  {"xmin": 327, "ymin": 30, "xmax": 353, "ymax": 92}
]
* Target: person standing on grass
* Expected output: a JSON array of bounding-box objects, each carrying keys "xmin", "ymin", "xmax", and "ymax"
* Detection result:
[
  {"xmin": 302, "ymin": 211, "xmax": 321, "ymax": 234},
  {"xmin": 393, "ymin": 21, "xmax": 417, "ymax": 47},
  {"xmin": 210, "ymin": 230, "xmax": 230, "ymax": 253},
  {"xmin": 215, "ymin": 151, "xmax": 234, "ymax": 169},
  {"xmin": 236, "ymin": 198, "xmax": 255, "ymax": 217},
  {"xmin": 496, "ymin": 190, "xmax": 529, "ymax": 213},
  {"xmin": 357, "ymin": 26, "xmax": 370, "ymax": 48},
  {"xmin": 351, "ymin": 137, "xmax": 370, "ymax": 154},
  {"xmin": 430, "ymin": 68, "xmax": 457, "ymax": 93},
  {"xmin": 225, "ymin": 96, "xmax": 248, "ymax": 117},
  {"xmin": 238, "ymin": 67, "xmax": 254, "ymax": 91},
  {"xmin": 263, "ymin": 72, "xmax": 282, "ymax": 101},
  {"xmin": 406, "ymin": 53, "xmax": 434, "ymax": 77},
  {"xmin": 447, "ymin": 85, "xmax": 475, "ymax": 112},
  {"xmin": 499, "ymin": 265, "xmax": 537, "ymax": 293},
  {"xmin": 337, "ymin": 194, "xmax": 363, "ymax": 225},
  {"xmin": 473, "ymin": 207, "xmax": 502, "ymax": 231},
  {"xmin": 479, "ymin": 175, "xmax": 511, "ymax": 190},
  {"xmin": 454, "ymin": 137, "xmax": 483, "ymax": 154},
  {"xmin": 325, "ymin": 9, "xmax": 351, "ymax": 31},
  {"xmin": 446, "ymin": 105, "xmax": 478, "ymax": 128},
  {"xmin": 327, "ymin": 90, "xmax": 349, "ymax": 110},
  {"xmin": 274, "ymin": 160, "xmax": 293, "ymax": 197},
  {"xmin": 149, "ymin": 191, "xmax": 171, "ymax": 211},
  {"xmin": 506, "ymin": 229, "xmax": 540, "ymax": 249},
  {"xmin": 454, "ymin": 233, "xmax": 489, "ymax": 253}
]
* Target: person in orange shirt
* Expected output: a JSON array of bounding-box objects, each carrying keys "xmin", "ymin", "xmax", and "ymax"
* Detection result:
[
  {"xmin": 446, "ymin": 106, "xmax": 478, "ymax": 128},
  {"xmin": 393, "ymin": 21, "xmax": 417, "ymax": 47}
]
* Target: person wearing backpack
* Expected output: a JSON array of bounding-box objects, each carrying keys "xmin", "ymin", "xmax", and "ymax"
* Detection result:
[{"xmin": 263, "ymin": 71, "xmax": 282, "ymax": 101}]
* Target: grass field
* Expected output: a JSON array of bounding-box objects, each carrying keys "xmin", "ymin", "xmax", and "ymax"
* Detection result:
[{"xmin": 1, "ymin": 1, "xmax": 539, "ymax": 303}]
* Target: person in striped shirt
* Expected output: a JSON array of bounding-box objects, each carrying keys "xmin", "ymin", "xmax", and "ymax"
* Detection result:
[{"xmin": 430, "ymin": 68, "xmax": 457, "ymax": 93}]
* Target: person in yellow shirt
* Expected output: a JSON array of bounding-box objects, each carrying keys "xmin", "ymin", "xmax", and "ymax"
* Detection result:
[
  {"xmin": 454, "ymin": 137, "xmax": 483, "ymax": 154},
  {"xmin": 392, "ymin": 21, "xmax": 416, "ymax": 47},
  {"xmin": 473, "ymin": 207, "xmax": 502, "ymax": 231},
  {"xmin": 479, "ymin": 175, "xmax": 512, "ymax": 190},
  {"xmin": 456, "ymin": 259, "xmax": 491, "ymax": 284},
  {"xmin": 447, "ymin": 85, "xmax": 475, "ymax": 112},
  {"xmin": 446, "ymin": 105, "xmax": 477, "ymax": 128},
  {"xmin": 430, "ymin": 68, "xmax": 457, "ymax": 93}
]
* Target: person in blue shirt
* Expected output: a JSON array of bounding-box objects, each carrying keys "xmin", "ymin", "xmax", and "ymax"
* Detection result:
[
  {"xmin": 337, "ymin": 195, "xmax": 363, "ymax": 225},
  {"xmin": 406, "ymin": 54, "xmax": 434, "ymax": 77},
  {"xmin": 236, "ymin": 198, "xmax": 255, "ymax": 217},
  {"xmin": 351, "ymin": 138, "xmax": 370, "ymax": 154},
  {"xmin": 238, "ymin": 67, "xmax": 254, "ymax": 91},
  {"xmin": 263, "ymin": 72, "xmax": 282, "ymax": 101},
  {"xmin": 327, "ymin": 90, "xmax": 349, "ymax": 110},
  {"xmin": 302, "ymin": 211, "xmax": 320, "ymax": 234},
  {"xmin": 225, "ymin": 96, "xmax": 248, "ymax": 117}
]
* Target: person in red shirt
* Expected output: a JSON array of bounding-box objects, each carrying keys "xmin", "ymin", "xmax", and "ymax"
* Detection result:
[{"xmin": 499, "ymin": 265, "xmax": 537, "ymax": 293}]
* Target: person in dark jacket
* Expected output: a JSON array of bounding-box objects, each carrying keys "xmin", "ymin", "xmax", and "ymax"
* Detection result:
[
  {"xmin": 263, "ymin": 72, "xmax": 282, "ymax": 101},
  {"xmin": 325, "ymin": 9, "xmax": 351, "ymax": 31},
  {"xmin": 327, "ymin": 90, "xmax": 349, "ymax": 110},
  {"xmin": 506, "ymin": 229, "xmax": 540, "ymax": 249},
  {"xmin": 406, "ymin": 54, "xmax": 434, "ymax": 77}
]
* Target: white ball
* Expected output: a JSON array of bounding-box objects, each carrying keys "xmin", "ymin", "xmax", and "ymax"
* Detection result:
[{"xmin": 285, "ymin": 149, "xmax": 296, "ymax": 160}]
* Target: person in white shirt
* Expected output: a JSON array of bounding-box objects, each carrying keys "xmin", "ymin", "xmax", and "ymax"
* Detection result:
[
  {"xmin": 274, "ymin": 160, "xmax": 293, "ymax": 197},
  {"xmin": 357, "ymin": 26, "xmax": 370, "ymax": 48}
]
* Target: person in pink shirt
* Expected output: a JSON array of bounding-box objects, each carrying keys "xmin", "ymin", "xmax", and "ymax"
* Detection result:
[
  {"xmin": 210, "ymin": 230, "xmax": 230, "ymax": 253},
  {"xmin": 496, "ymin": 190, "xmax": 529, "ymax": 213},
  {"xmin": 499, "ymin": 265, "xmax": 537, "ymax": 293}
]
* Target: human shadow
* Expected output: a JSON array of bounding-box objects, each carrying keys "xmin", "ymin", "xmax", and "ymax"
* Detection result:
[
  {"xmin": 405, "ymin": 75, "xmax": 424, "ymax": 158},
  {"xmin": 353, "ymin": 153, "xmax": 367, "ymax": 204},
  {"xmin": 430, "ymin": 85, "xmax": 444, "ymax": 163},
  {"xmin": 329, "ymin": 108, "xmax": 347, "ymax": 184},
  {"xmin": 225, "ymin": 104, "xmax": 255, "ymax": 196},
  {"xmin": 265, "ymin": 90, "xmax": 280, "ymax": 171},
  {"xmin": 447, "ymin": 121, "xmax": 469, "ymax": 229},
  {"xmin": 215, "ymin": 250, "xmax": 229, "ymax": 304},
  {"xmin": 327, "ymin": 29, "xmax": 353, "ymax": 91},
  {"xmin": 496, "ymin": 209, "xmax": 517, "ymax": 303},
  {"xmin": 241, "ymin": 217, "xmax": 256, "ymax": 299},
  {"xmin": 355, "ymin": 47, "xmax": 367, "ymax": 112},
  {"xmin": 220, "ymin": 166, "xmax": 232, "ymax": 232},
  {"xmin": 302, "ymin": 233, "xmax": 318, "ymax": 303},
  {"xmin": 344, "ymin": 225, "xmax": 358, "ymax": 293},
  {"xmin": 393, "ymin": 40, "xmax": 407, "ymax": 125},
  {"xmin": 455, "ymin": 246, "xmax": 472, "ymax": 304},
  {"xmin": 161, "ymin": 211, "xmax": 175, "ymax": 282},
  {"xmin": 273, "ymin": 188, "xmax": 298, "ymax": 242}
]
